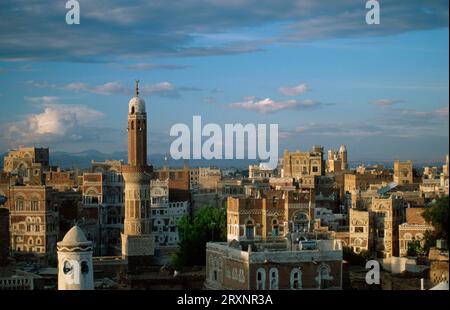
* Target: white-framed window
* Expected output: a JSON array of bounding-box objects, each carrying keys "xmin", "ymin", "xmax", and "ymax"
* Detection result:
[
  {"xmin": 290, "ymin": 268, "xmax": 302, "ymax": 289},
  {"xmin": 15, "ymin": 198, "xmax": 24, "ymax": 211},
  {"xmin": 317, "ymin": 264, "xmax": 332, "ymax": 289},
  {"xmin": 256, "ymin": 268, "xmax": 266, "ymax": 290},
  {"xmin": 269, "ymin": 267, "xmax": 279, "ymax": 290}
]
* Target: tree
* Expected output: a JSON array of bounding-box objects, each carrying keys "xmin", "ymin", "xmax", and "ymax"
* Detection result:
[
  {"xmin": 407, "ymin": 239, "xmax": 425, "ymax": 257},
  {"xmin": 172, "ymin": 205, "xmax": 226, "ymax": 268},
  {"xmin": 343, "ymin": 246, "xmax": 373, "ymax": 266},
  {"xmin": 422, "ymin": 196, "xmax": 449, "ymax": 243}
]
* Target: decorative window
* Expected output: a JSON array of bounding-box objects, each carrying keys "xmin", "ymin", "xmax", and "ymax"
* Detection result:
[
  {"xmin": 269, "ymin": 268, "xmax": 279, "ymax": 290},
  {"xmin": 272, "ymin": 219, "xmax": 279, "ymax": 236},
  {"xmin": 15, "ymin": 198, "xmax": 24, "ymax": 211},
  {"xmin": 290, "ymin": 268, "xmax": 302, "ymax": 289},
  {"xmin": 293, "ymin": 212, "xmax": 309, "ymax": 233},
  {"xmin": 31, "ymin": 199, "xmax": 39, "ymax": 211},
  {"xmin": 404, "ymin": 233, "xmax": 412, "ymax": 240},
  {"xmin": 256, "ymin": 268, "xmax": 266, "ymax": 290},
  {"xmin": 317, "ymin": 264, "xmax": 332, "ymax": 289},
  {"xmin": 245, "ymin": 220, "xmax": 255, "ymax": 239}
]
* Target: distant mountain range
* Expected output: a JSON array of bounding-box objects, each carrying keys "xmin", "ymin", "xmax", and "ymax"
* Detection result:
[
  {"xmin": 0, "ymin": 150, "xmax": 445, "ymax": 171},
  {"xmin": 0, "ymin": 150, "xmax": 256, "ymax": 170}
]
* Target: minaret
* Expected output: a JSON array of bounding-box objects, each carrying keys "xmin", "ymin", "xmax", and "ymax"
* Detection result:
[
  {"xmin": 121, "ymin": 80, "xmax": 155, "ymax": 267},
  {"xmin": 57, "ymin": 226, "xmax": 94, "ymax": 290}
]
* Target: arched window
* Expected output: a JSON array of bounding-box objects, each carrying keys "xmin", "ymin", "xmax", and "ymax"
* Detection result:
[
  {"xmin": 317, "ymin": 264, "xmax": 332, "ymax": 289},
  {"xmin": 290, "ymin": 268, "xmax": 302, "ymax": 289},
  {"xmin": 256, "ymin": 268, "xmax": 266, "ymax": 290},
  {"xmin": 269, "ymin": 268, "xmax": 279, "ymax": 290},
  {"xmin": 31, "ymin": 198, "xmax": 39, "ymax": 211},
  {"xmin": 293, "ymin": 212, "xmax": 309, "ymax": 233},
  {"xmin": 131, "ymin": 106, "xmax": 135, "ymax": 114},
  {"xmin": 404, "ymin": 233, "xmax": 412, "ymax": 241},
  {"xmin": 245, "ymin": 220, "xmax": 254, "ymax": 239},
  {"xmin": 15, "ymin": 198, "xmax": 24, "ymax": 211},
  {"xmin": 131, "ymin": 120, "xmax": 134, "ymax": 130}
]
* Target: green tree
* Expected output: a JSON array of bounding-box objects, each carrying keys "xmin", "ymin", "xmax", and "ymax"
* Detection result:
[
  {"xmin": 422, "ymin": 196, "xmax": 449, "ymax": 243},
  {"xmin": 172, "ymin": 205, "xmax": 226, "ymax": 267},
  {"xmin": 407, "ymin": 239, "xmax": 425, "ymax": 257}
]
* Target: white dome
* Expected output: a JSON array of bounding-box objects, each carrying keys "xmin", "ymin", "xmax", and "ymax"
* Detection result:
[
  {"xmin": 58, "ymin": 225, "xmax": 91, "ymax": 247},
  {"xmin": 339, "ymin": 145, "xmax": 347, "ymax": 152},
  {"xmin": 129, "ymin": 96, "xmax": 146, "ymax": 114}
]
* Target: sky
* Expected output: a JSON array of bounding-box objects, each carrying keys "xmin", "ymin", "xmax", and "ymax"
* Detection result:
[{"xmin": 0, "ymin": 0, "xmax": 448, "ymax": 162}]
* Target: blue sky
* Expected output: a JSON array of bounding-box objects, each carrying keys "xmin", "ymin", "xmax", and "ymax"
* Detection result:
[{"xmin": 0, "ymin": 0, "xmax": 448, "ymax": 162}]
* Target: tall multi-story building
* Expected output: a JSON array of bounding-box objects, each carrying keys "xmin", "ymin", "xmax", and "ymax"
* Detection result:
[
  {"xmin": 344, "ymin": 166, "xmax": 391, "ymax": 193},
  {"xmin": 248, "ymin": 163, "xmax": 275, "ymax": 180},
  {"xmin": 282, "ymin": 146, "xmax": 325, "ymax": 179},
  {"xmin": 121, "ymin": 81, "xmax": 155, "ymax": 266},
  {"xmin": 226, "ymin": 189, "xmax": 315, "ymax": 243},
  {"xmin": 189, "ymin": 167, "xmax": 222, "ymax": 190},
  {"xmin": 327, "ymin": 145, "xmax": 348, "ymax": 173},
  {"xmin": 150, "ymin": 179, "xmax": 188, "ymax": 247},
  {"xmin": 154, "ymin": 167, "xmax": 190, "ymax": 201},
  {"xmin": 44, "ymin": 169, "xmax": 77, "ymax": 192},
  {"xmin": 3, "ymin": 147, "xmax": 49, "ymax": 185},
  {"xmin": 349, "ymin": 193, "xmax": 405, "ymax": 258},
  {"xmin": 0, "ymin": 185, "xmax": 59, "ymax": 263},
  {"xmin": 81, "ymin": 160, "xmax": 125, "ymax": 256},
  {"xmin": 398, "ymin": 207, "xmax": 433, "ymax": 257},
  {"xmin": 206, "ymin": 188, "xmax": 342, "ymax": 290},
  {"xmin": 205, "ymin": 239, "xmax": 343, "ymax": 290},
  {"xmin": 394, "ymin": 160, "xmax": 414, "ymax": 185}
]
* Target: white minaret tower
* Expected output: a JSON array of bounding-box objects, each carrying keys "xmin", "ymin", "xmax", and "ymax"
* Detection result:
[{"xmin": 57, "ymin": 226, "xmax": 94, "ymax": 290}]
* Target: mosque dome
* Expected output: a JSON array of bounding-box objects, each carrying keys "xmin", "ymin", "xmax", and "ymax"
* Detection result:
[
  {"xmin": 57, "ymin": 225, "xmax": 92, "ymax": 248},
  {"xmin": 129, "ymin": 96, "xmax": 146, "ymax": 114},
  {"xmin": 339, "ymin": 145, "xmax": 347, "ymax": 153},
  {"xmin": 128, "ymin": 79, "xmax": 146, "ymax": 114}
]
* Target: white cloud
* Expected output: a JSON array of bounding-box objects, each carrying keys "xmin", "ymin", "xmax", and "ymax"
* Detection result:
[
  {"xmin": 141, "ymin": 82, "xmax": 174, "ymax": 94},
  {"xmin": 28, "ymin": 80, "xmax": 191, "ymax": 98},
  {"xmin": 229, "ymin": 97, "xmax": 320, "ymax": 113},
  {"xmin": 370, "ymin": 99, "xmax": 403, "ymax": 106},
  {"xmin": 90, "ymin": 81, "xmax": 126, "ymax": 95},
  {"xmin": 278, "ymin": 83, "xmax": 308, "ymax": 96},
  {"xmin": 63, "ymin": 82, "xmax": 88, "ymax": 91},
  {"xmin": 25, "ymin": 96, "xmax": 60, "ymax": 105},
  {"xmin": 4, "ymin": 103, "xmax": 103, "ymax": 144}
]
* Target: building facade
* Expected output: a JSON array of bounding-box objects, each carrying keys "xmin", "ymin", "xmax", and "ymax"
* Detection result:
[
  {"xmin": 3, "ymin": 147, "xmax": 49, "ymax": 185},
  {"xmin": 227, "ymin": 189, "xmax": 315, "ymax": 243},
  {"xmin": 394, "ymin": 160, "xmax": 414, "ymax": 185},
  {"xmin": 150, "ymin": 179, "xmax": 188, "ymax": 247},
  {"xmin": 398, "ymin": 207, "xmax": 433, "ymax": 257},
  {"xmin": 205, "ymin": 240, "xmax": 343, "ymax": 290},
  {"xmin": 282, "ymin": 146, "xmax": 325, "ymax": 179},
  {"xmin": 81, "ymin": 161, "xmax": 125, "ymax": 256},
  {"xmin": 327, "ymin": 145, "xmax": 348, "ymax": 173},
  {"xmin": 349, "ymin": 194, "xmax": 405, "ymax": 258},
  {"xmin": 0, "ymin": 185, "xmax": 59, "ymax": 263}
]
